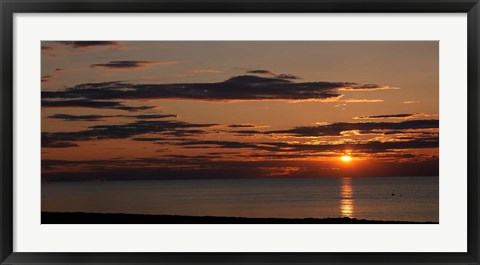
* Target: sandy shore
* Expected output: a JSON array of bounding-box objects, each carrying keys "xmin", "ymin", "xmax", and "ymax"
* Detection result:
[{"xmin": 41, "ymin": 212, "xmax": 437, "ymax": 224}]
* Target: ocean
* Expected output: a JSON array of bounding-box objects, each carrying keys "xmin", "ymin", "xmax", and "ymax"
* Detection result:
[{"xmin": 41, "ymin": 176, "xmax": 439, "ymax": 223}]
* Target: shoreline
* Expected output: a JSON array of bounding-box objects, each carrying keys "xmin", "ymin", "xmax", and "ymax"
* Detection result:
[{"xmin": 41, "ymin": 212, "xmax": 437, "ymax": 224}]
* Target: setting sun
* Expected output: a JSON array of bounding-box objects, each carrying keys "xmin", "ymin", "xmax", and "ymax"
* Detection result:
[{"xmin": 341, "ymin": 155, "xmax": 352, "ymax": 162}]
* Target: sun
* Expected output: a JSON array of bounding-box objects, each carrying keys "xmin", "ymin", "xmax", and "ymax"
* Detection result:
[{"xmin": 341, "ymin": 155, "xmax": 352, "ymax": 162}]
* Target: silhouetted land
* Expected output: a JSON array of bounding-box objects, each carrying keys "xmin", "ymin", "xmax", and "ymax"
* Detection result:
[{"xmin": 41, "ymin": 212, "xmax": 437, "ymax": 224}]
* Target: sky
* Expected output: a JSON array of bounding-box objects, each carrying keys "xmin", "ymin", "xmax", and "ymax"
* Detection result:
[{"xmin": 41, "ymin": 41, "xmax": 439, "ymax": 181}]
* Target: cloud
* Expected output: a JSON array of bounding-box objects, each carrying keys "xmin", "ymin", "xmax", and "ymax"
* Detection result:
[
  {"xmin": 42, "ymin": 135, "xmax": 79, "ymax": 148},
  {"xmin": 227, "ymin": 124, "xmax": 256, "ymax": 128},
  {"xmin": 55, "ymin": 41, "xmax": 119, "ymax": 48},
  {"xmin": 42, "ymin": 156, "xmax": 439, "ymax": 181},
  {"xmin": 339, "ymin": 84, "xmax": 399, "ymax": 91},
  {"xmin": 41, "ymin": 99, "xmax": 156, "ymax": 112},
  {"xmin": 48, "ymin": 113, "xmax": 178, "ymax": 122},
  {"xmin": 177, "ymin": 140, "xmax": 259, "ymax": 149},
  {"xmin": 403, "ymin": 100, "xmax": 420, "ymax": 104},
  {"xmin": 343, "ymin": 99, "xmax": 384, "ymax": 103},
  {"xmin": 42, "ymin": 75, "xmax": 394, "ymax": 102},
  {"xmin": 42, "ymin": 99, "xmax": 109, "ymax": 108},
  {"xmin": 354, "ymin": 114, "xmax": 414, "ymax": 119},
  {"xmin": 132, "ymin": 137, "xmax": 173, "ymax": 142},
  {"xmin": 42, "ymin": 157, "xmax": 439, "ymax": 181},
  {"xmin": 267, "ymin": 119, "xmax": 438, "ymax": 137},
  {"xmin": 90, "ymin": 60, "xmax": 177, "ymax": 69},
  {"xmin": 132, "ymin": 114, "xmax": 177, "ymax": 119},
  {"xmin": 354, "ymin": 113, "xmax": 438, "ymax": 120},
  {"xmin": 246, "ymin": 70, "xmax": 271, "ymax": 74},
  {"xmin": 231, "ymin": 130, "xmax": 262, "ymax": 135},
  {"xmin": 246, "ymin": 69, "xmax": 300, "ymax": 80},
  {"xmin": 116, "ymin": 106, "xmax": 156, "ymax": 112},
  {"xmin": 42, "ymin": 119, "xmax": 218, "ymax": 148},
  {"xmin": 41, "ymin": 75, "xmax": 52, "ymax": 83},
  {"xmin": 235, "ymin": 120, "xmax": 438, "ymax": 138},
  {"xmin": 42, "ymin": 41, "xmax": 123, "ymax": 58},
  {"xmin": 175, "ymin": 137, "xmax": 438, "ymax": 153},
  {"xmin": 48, "ymin": 114, "xmax": 108, "ymax": 121},
  {"xmin": 275, "ymin": 73, "xmax": 300, "ymax": 80},
  {"xmin": 188, "ymin": 69, "xmax": 224, "ymax": 74}
]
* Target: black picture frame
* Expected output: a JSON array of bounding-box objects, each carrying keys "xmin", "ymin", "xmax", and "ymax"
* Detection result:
[{"xmin": 1, "ymin": 0, "xmax": 479, "ymax": 264}]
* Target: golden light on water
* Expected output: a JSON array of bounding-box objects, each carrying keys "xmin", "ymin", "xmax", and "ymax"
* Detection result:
[
  {"xmin": 341, "ymin": 155, "xmax": 352, "ymax": 162},
  {"xmin": 340, "ymin": 178, "xmax": 354, "ymax": 218}
]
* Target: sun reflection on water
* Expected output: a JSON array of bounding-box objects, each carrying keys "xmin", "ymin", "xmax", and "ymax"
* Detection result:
[{"xmin": 340, "ymin": 177, "xmax": 354, "ymax": 218}]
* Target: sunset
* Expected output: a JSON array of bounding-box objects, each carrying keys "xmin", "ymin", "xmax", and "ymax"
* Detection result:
[
  {"xmin": 41, "ymin": 41, "xmax": 439, "ymax": 224},
  {"xmin": 341, "ymin": 155, "xmax": 352, "ymax": 162}
]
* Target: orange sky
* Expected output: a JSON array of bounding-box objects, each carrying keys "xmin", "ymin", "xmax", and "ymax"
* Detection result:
[{"xmin": 41, "ymin": 41, "xmax": 439, "ymax": 181}]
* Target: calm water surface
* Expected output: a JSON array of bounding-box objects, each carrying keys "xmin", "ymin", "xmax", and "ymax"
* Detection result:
[{"xmin": 42, "ymin": 177, "xmax": 439, "ymax": 222}]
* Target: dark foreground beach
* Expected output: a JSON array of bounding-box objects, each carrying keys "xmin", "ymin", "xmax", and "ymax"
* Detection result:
[{"xmin": 42, "ymin": 212, "xmax": 437, "ymax": 224}]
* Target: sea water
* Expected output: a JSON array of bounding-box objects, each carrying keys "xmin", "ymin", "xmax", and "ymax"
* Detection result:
[{"xmin": 42, "ymin": 176, "xmax": 439, "ymax": 222}]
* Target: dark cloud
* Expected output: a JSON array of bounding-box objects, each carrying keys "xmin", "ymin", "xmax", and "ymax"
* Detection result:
[
  {"xmin": 42, "ymin": 115, "xmax": 438, "ymax": 156},
  {"xmin": 41, "ymin": 75, "xmax": 52, "ymax": 83},
  {"xmin": 42, "ymin": 99, "xmax": 155, "ymax": 112},
  {"xmin": 42, "ymin": 157, "xmax": 439, "ymax": 181},
  {"xmin": 177, "ymin": 140, "xmax": 259, "ymax": 149},
  {"xmin": 361, "ymin": 84, "xmax": 384, "ymax": 89},
  {"xmin": 131, "ymin": 137, "xmax": 171, "ymax": 142},
  {"xmin": 161, "ymin": 129, "xmax": 209, "ymax": 137},
  {"xmin": 133, "ymin": 114, "xmax": 177, "ymax": 119},
  {"xmin": 275, "ymin": 73, "xmax": 300, "ymax": 80},
  {"xmin": 174, "ymin": 137, "xmax": 438, "ymax": 153},
  {"xmin": 42, "ymin": 115, "xmax": 438, "ymax": 152},
  {"xmin": 267, "ymin": 120, "xmax": 439, "ymax": 137},
  {"xmin": 227, "ymin": 124, "xmax": 256, "ymax": 128},
  {"xmin": 231, "ymin": 130, "xmax": 262, "ymax": 135},
  {"xmin": 48, "ymin": 113, "xmax": 177, "ymax": 122},
  {"xmin": 355, "ymin": 114, "xmax": 414, "ymax": 119},
  {"xmin": 246, "ymin": 69, "xmax": 300, "ymax": 80},
  {"xmin": 56, "ymin": 41, "xmax": 119, "ymax": 48},
  {"xmin": 246, "ymin": 70, "xmax": 271, "ymax": 74},
  {"xmin": 42, "ymin": 158, "xmax": 302, "ymax": 181},
  {"xmin": 42, "ymin": 99, "xmax": 121, "ymax": 108},
  {"xmin": 42, "ymin": 142, "xmax": 78, "ymax": 148},
  {"xmin": 339, "ymin": 83, "xmax": 399, "ymax": 91},
  {"xmin": 42, "ymin": 136, "xmax": 79, "ymax": 148},
  {"xmin": 42, "ymin": 119, "xmax": 217, "ymax": 148},
  {"xmin": 48, "ymin": 114, "xmax": 107, "ymax": 121},
  {"xmin": 206, "ymin": 151, "xmax": 240, "ymax": 155},
  {"xmin": 383, "ymin": 130, "xmax": 438, "ymax": 136},
  {"xmin": 115, "ymin": 106, "xmax": 156, "ymax": 112},
  {"xmin": 42, "ymin": 75, "xmax": 391, "ymax": 102},
  {"xmin": 91, "ymin": 61, "xmax": 156, "ymax": 69}
]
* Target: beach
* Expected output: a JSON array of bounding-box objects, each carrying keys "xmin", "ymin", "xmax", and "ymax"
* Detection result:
[{"xmin": 41, "ymin": 212, "xmax": 437, "ymax": 224}]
